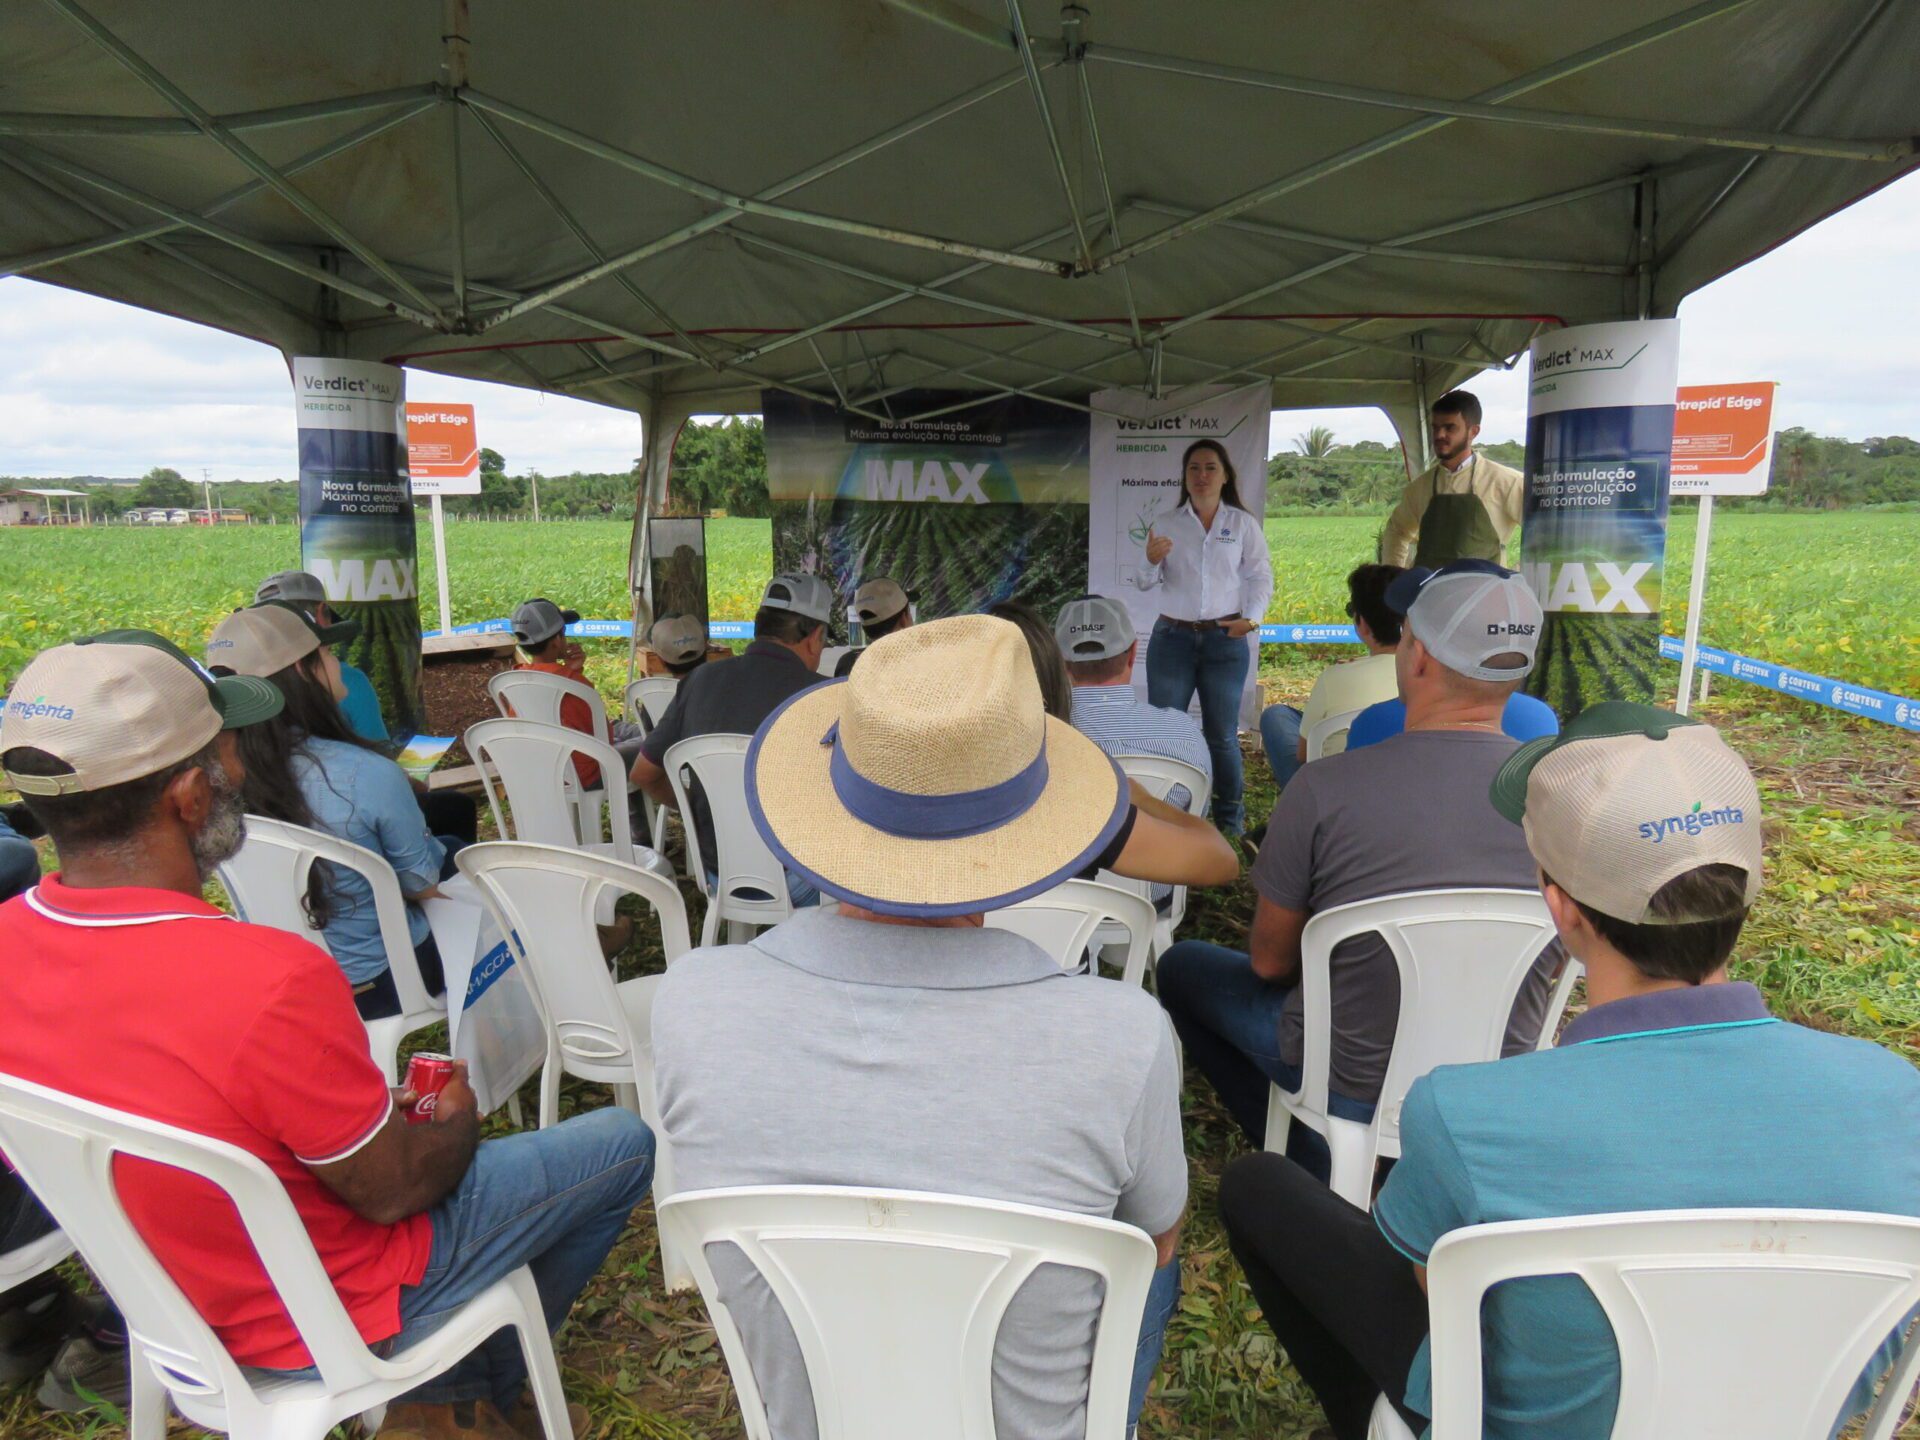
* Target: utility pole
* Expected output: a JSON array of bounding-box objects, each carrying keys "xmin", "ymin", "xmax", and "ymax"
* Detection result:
[
  {"xmin": 529, "ymin": 471, "xmax": 540, "ymax": 522},
  {"xmin": 202, "ymin": 467, "xmax": 215, "ymax": 524}
]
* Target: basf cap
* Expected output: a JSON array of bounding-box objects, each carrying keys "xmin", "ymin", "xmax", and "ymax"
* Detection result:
[
  {"xmin": 511, "ymin": 598, "xmax": 581, "ymax": 647},
  {"xmin": 206, "ymin": 604, "xmax": 355, "ymax": 677},
  {"xmin": 648, "ymin": 614, "xmax": 707, "ymax": 665},
  {"xmin": 1490, "ymin": 701, "xmax": 1764, "ymax": 924},
  {"xmin": 1386, "ymin": 559, "xmax": 1543, "ymax": 681},
  {"xmin": 851, "ymin": 577, "xmax": 913, "ymax": 628},
  {"xmin": 1053, "ymin": 595, "xmax": 1136, "ymax": 662},
  {"xmin": 761, "ymin": 573, "xmax": 834, "ymax": 624},
  {"xmin": 2, "ymin": 631, "xmax": 282, "ymax": 796},
  {"xmin": 253, "ymin": 570, "xmax": 327, "ymax": 606}
]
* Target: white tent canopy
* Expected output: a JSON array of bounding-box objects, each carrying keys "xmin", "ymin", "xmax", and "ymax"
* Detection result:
[{"xmin": 4, "ymin": 0, "xmax": 1915, "ymax": 524}]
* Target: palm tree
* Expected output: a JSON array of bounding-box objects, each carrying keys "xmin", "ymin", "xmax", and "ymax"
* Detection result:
[{"xmin": 1294, "ymin": 424, "xmax": 1337, "ymax": 458}]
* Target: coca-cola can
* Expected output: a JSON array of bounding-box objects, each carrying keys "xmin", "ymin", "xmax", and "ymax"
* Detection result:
[{"xmin": 403, "ymin": 1052, "xmax": 456, "ymax": 1124}]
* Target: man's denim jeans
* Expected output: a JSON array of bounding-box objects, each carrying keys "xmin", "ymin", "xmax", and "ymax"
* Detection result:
[
  {"xmin": 1129, "ymin": 1258, "xmax": 1182, "ymax": 1433},
  {"xmin": 1259, "ymin": 704, "xmax": 1305, "ymax": 792}
]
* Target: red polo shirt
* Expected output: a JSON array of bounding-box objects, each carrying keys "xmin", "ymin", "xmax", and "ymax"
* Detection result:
[{"xmin": 0, "ymin": 876, "xmax": 432, "ymax": 1369}]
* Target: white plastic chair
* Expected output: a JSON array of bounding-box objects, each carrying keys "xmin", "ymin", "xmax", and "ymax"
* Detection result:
[
  {"xmin": 624, "ymin": 676, "xmax": 680, "ymax": 729},
  {"xmin": 1537, "ymin": 956, "xmax": 1586, "ymax": 1050},
  {"xmin": 662, "ymin": 734, "xmax": 794, "ymax": 947},
  {"xmin": 1262, "ymin": 888, "xmax": 1560, "ymax": 1209},
  {"xmin": 1368, "ymin": 1209, "xmax": 1920, "ymax": 1440},
  {"xmin": 465, "ymin": 718, "xmax": 646, "ymax": 867},
  {"xmin": 0, "ymin": 1071, "xmax": 572, "ymax": 1440},
  {"xmin": 217, "ymin": 816, "xmax": 444, "ymax": 1084},
  {"xmin": 489, "ymin": 669, "xmax": 612, "ymax": 747},
  {"xmin": 985, "ymin": 879, "xmax": 1158, "ymax": 987},
  {"xmin": 657, "ymin": 1186, "xmax": 1157, "ymax": 1440},
  {"xmin": 817, "ymin": 645, "xmax": 853, "ymax": 677},
  {"xmin": 455, "ymin": 841, "xmax": 695, "ymax": 1289},
  {"xmin": 1097, "ymin": 754, "xmax": 1211, "ymax": 971},
  {"xmin": 1305, "ymin": 705, "xmax": 1368, "ymax": 762},
  {"xmin": 0, "ymin": 1226, "xmax": 76, "ymax": 1290}
]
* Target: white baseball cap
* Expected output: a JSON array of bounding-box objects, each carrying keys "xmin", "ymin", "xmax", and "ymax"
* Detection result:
[
  {"xmin": 1386, "ymin": 560, "xmax": 1542, "ymax": 681},
  {"xmin": 761, "ymin": 573, "xmax": 834, "ymax": 624},
  {"xmin": 851, "ymin": 577, "xmax": 913, "ymax": 628},
  {"xmin": 1053, "ymin": 595, "xmax": 1136, "ymax": 662}
]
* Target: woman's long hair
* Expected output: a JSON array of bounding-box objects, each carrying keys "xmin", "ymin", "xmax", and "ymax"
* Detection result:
[
  {"xmin": 1177, "ymin": 438, "xmax": 1246, "ymax": 513},
  {"xmin": 985, "ymin": 600, "xmax": 1074, "ymax": 722}
]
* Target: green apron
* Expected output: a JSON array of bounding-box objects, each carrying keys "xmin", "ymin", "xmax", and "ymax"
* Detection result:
[{"xmin": 1413, "ymin": 457, "xmax": 1502, "ymax": 567}]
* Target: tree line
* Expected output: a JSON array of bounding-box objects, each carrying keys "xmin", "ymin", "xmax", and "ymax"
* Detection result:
[{"xmin": 11, "ymin": 419, "xmax": 1914, "ymax": 523}]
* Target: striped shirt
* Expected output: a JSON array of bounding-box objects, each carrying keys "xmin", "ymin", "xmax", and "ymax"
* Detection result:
[{"xmin": 1069, "ymin": 685, "xmax": 1212, "ymax": 809}]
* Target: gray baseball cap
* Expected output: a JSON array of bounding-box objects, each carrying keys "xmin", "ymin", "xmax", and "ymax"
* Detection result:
[
  {"xmin": 1386, "ymin": 560, "xmax": 1542, "ymax": 681},
  {"xmin": 761, "ymin": 573, "xmax": 834, "ymax": 624},
  {"xmin": 1053, "ymin": 595, "xmax": 1136, "ymax": 662},
  {"xmin": 851, "ymin": 577, "xmax": 913, "ymax": 628},
  {"xmin": 254, "ymin": 570, "xmax": 326, "ymax": 606},
  {"xmin": 648, "ymin": 614, "xmax": 707, "ymax": 665},
  {"xmin": 511, "ymin": 597, "xmax": 580, "ymax": 647}
]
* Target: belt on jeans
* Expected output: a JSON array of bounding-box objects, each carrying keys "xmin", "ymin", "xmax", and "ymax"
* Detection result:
[{"xmin": 1159, "ymin": 615, "xmax": 1241, "ymax": 632}]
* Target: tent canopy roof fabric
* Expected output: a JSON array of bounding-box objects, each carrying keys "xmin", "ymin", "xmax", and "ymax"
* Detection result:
[{"xmin": 2, "ymin": 0, "xmax": 1915, "ymax": 446}]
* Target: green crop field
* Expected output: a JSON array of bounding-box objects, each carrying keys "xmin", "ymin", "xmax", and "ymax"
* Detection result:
[{"xmin": 2, "ymin": 512, "xmax": 1917, "ymax": 1440}]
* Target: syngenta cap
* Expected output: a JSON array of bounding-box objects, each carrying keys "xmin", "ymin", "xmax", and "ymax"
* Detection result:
[
  {"xmin": 761, "ymin": 573, "xmax": 834, "ymax": 624},
  {"xmin": 253, "ymin": 569, "xmax": 326, "ymax": 605},
  {"xmin": 648, "ymin": 614, "xmax": 707, "ymax": 665},
  {"xmin": 1386, "ymin": 560, "xmax": 1543, "ymax": 681},
  {"xmin": 1, "ymin": 631, "xmax": 282, "ymax": 796},
  {"xmin": 207, "ymin": 603, "xmax": 355, "ymax": 677},
  {"xmin": 511, "ymin": 597, "xmax": 580, "ymax": 647},
  {"xmin": 1053, "ymin": 595, "xmax": 1136, "ymax": 662},
  {"xmin": 851, "ymin": 577, "xmax": 913, "ymax": 628},
  {"xmin": 1490, "ymin": 701, "xmax": 1763, "ymax": 924}
]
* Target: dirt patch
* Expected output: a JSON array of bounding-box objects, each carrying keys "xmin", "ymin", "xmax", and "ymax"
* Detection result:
[{"xmin": 421, "ymin": 652, "xmax": 514, "ymax": 767}]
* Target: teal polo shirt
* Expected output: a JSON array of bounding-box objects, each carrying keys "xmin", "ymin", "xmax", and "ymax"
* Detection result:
[{"xmin": 1373, "ymin": 982, "xmax": 1920, "ymax": 1439}]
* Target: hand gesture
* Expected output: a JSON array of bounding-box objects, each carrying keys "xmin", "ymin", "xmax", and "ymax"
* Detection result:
[
  {"xmin": 1222, "ymin": 618, "xmax": 1258, "ymax": 639},
  {"xmin": 430, "ymin": 1060, "xmax": 479, "ymax": 1125},
  {"xmin": 1144, "ymin": 528, "xmax": 1172, "ymax": 565}
]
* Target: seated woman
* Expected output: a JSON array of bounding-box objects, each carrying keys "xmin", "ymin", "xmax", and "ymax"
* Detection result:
[{"xmin": 207, "ymin": 604, "xmax": 458, "ymax": 1020}]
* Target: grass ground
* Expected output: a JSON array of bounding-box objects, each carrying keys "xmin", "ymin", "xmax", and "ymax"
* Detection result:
[{"xmin": 2, "ymin": 513, "xmax": 1916, "ymax": 1436}]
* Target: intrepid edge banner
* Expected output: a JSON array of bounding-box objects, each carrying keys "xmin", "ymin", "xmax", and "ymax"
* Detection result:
[
  {"xmin": 293, "ymin": 357, "xmax": 424, "ymax": 737},
  {"xmin": 763, "ymin": 389, "xmax": 1089, "ymax": 641},
  {"xmin": 1519, "ymin": 319, "xmax": 1681, "ymax": 714}
]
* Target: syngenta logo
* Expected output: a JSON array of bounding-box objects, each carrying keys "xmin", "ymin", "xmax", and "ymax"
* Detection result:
[
  {"xmin": 4, "ymin": 694, "xmax": 76, "ymax": 722},
  {"xmin": 1639, "ymin": 800, "xmax": 1744, "ymax": 844}
]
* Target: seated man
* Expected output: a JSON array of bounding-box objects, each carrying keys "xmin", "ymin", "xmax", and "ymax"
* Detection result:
[
  {"xmin": 630, "ymin": 574, "xmax": 831, "ymax": 906},
  {"xmin": 1156, "ymin": 564, "xmax": 1557, "ymax": 1170},
  {"xmin": 1258, "ymin": 563, "xmax": 1405, "ymax": 789},
  {"xmin": 647, "ymin": 613, "xmax": 709, "ymax": 677},
  {"xmin": 255, "ymin": 570, "xmax": 388, "ymax": 745},
  {"xmin": 833, "ymin": 576, "xmax": 915, "ymax": 677},
  {"xmin": 654, "ymin": 615, "xmax": 1186, "ymax": 1440},
  {"xmin": 0, "ymin": 632, "xmax": 656, "ymax": 1440},
  {"xmin": 510, "ymin": 597, "xmax": 647, "ymax": 789},
  {"xmin": 1219, "ymin": 703, "xmax": 1920, "ymax": 1440}
]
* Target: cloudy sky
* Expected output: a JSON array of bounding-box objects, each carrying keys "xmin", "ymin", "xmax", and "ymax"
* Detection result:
[{"xmin": 1, "ymin": 172, "xmax": 1915, "ymax": 482}]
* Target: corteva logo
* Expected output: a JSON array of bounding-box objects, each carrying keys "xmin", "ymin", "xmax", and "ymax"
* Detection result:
[
  {"xmin": 4, "ymin": 694, "xmax": 76, "ymax": 722},
  {"xmin": 1639, "ymin": 800, "xmax": 1744, "ymax": 844},
  {"xmin": 1779, "ymin": 671, "xmax": 1826, "ymax": 697}
]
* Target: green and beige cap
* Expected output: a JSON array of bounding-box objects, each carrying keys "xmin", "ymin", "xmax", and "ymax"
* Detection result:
[
  {"xmin": 1491, "ymin": 700, "xmax": 1763, "ymax": 924},
  {"xmin": 2, "ymin": 631, "xmax": 282, "ymax": 796}
]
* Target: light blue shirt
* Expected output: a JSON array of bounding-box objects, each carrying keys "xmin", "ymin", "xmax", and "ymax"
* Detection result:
[
  {"xmin": 1373, "ymin": 983, "xmax": 1920, "ymax": 1438},
  {"xmin": 290, "ymin": 736, "xmax": 442, "ymax": 984},
  {"xmin": 336, "ymin": 662, "xmax": 390, "ymax": 745},
  {"xmin": 1344, "ymin": 691, "xmax": 1558, "ymax": 751},
  {"xmin": 1069, "ymin": 684, "xmax": 1212, "ymax": 809}
]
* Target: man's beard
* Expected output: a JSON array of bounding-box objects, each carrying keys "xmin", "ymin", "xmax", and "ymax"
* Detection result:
[{"xmin": 189, "ymin": 758, "xmax": 248, "ymax": 879}]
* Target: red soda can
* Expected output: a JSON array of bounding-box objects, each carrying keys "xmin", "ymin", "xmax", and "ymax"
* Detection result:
[{"xmin": 404, "ymin": 1052, "xmax": 456, "ymax": 1124}]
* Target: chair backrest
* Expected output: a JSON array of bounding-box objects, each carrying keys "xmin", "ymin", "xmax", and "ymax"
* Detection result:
[
  {"xmin": 1305, "ymin": 705, "xmax": 1367, "ymax": 762},
  {"xmin": 1111, "ymin": 753, "xmax": 1208, "ymax": 817},
  {"xmin": 1424, "ymin": 1209, "xmax": 1920, "ymax": 1440},
  {"xmin": 662, "ymin": 734, "xmax": 789, "ymax": 905},
  {"xmin": 217, "ymin": 815, "xmax": 433, "ymax": 1016},
  {"xmin": 817, "ymin": 645, "xmax": 852, "ymax": 677},
  {"xmin": 626, "ymin": 675, "xmax": 680, "ymax": 729},
  {"xmin": 0, "ymin": 1072, "xmax": 402, "ymax": 1404},
  {"xmin": 455, "ymin": 842, "xmax": 692, "ymax": 1080},
  {"xmin": 465, "ymin": 718, "xmax": 635, "ymax": 861},
  {"xmin": 487, "ymin": 668, "xmax": 611, "ymax": 746},
  {"xmin": 985, "ymin": 879, "xmax": 1158, "ymax": 987},
  {"xmin": 657, "ymin": 1186, "xmax": 1158, "ymax": 1440},
  {"xmin": 1297, "ymin": 888, "xmax": 1556, "ymax": 1150}
]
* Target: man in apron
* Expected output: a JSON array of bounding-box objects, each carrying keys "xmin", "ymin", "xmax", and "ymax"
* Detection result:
[{"xmin": 1381, "ymin": 390, "xmax": 1524, "ymax": 567}]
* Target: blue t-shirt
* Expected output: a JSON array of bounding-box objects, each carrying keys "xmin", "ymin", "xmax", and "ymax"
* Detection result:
[
  {"xmin": 1345, "ymin": 692, "xmax": 1558, "ymax": 751},
  {"xmin": 290, "ymin": 736, "xmax": 442, "ymax": 984},
  {"xmin": 1373, "ymin": 983, "xmax": 1920, "ymax": 1438},
  {"xmin": 336, "ymin": 663, "xmax": 390, "ymax": 745}
]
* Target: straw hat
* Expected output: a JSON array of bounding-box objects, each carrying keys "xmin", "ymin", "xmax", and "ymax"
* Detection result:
[{"xmin": 747, "ymin": 614, "xmax": 1129, "ymax": 917}]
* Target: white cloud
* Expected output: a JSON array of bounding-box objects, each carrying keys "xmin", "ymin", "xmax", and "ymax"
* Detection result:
[{"xmin": 3, "ymin": 171, "xmax": 1915, "ymax": 479}]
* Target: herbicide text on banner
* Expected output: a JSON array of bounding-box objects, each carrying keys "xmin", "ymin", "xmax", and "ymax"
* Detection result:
[
  {"xmin": 1519, "ymin": 320, "xmax": 1680, "ymax": 714},
  {"xmin": 294, "ymin": 357, "xmax": 423, "ymax": 736}
]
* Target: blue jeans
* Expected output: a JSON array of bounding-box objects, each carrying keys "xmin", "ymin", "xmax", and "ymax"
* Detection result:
[
  {"xmin": 1145, "ymin": 622, "xmax": 1250, "ymax": 833},
  {"xmin": 0, "ymin": 814, "xmax": 39, "ymax": 906},
  {"xmin": 1154, "ymin": 941, "xmax": 1375, "ymax": 1183},
  {"xmin": 1258, "ymin": 704, "xmax": 1304, "ymax": 792},
  {"xmin": 390, "ymin": 1109, "xmax": 655, "ymax": 1409},
  {"xmin": 1129, "ymin": 1259, "xmax": 1181, "ymax": 1433}
]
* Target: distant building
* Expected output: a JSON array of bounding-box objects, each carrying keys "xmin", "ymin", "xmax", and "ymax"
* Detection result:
[{"xmin": 1, "ymin": 489, "xmax": 91, "ymax": 525}]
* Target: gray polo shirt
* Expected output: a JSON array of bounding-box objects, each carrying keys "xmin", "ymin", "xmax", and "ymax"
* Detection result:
[
  {"xmin": 652, "ymin": 908, "xmax": 1187, "ymax": 1440},
  {"xmin": 1250, "ymin": 729, "xmax": 1557, "ymax": 1104}
]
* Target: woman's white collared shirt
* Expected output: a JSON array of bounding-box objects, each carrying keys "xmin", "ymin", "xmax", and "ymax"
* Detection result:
[{"xmin": 1133, "ymin": 502, "xmax": 1274, "ymax": 624}]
